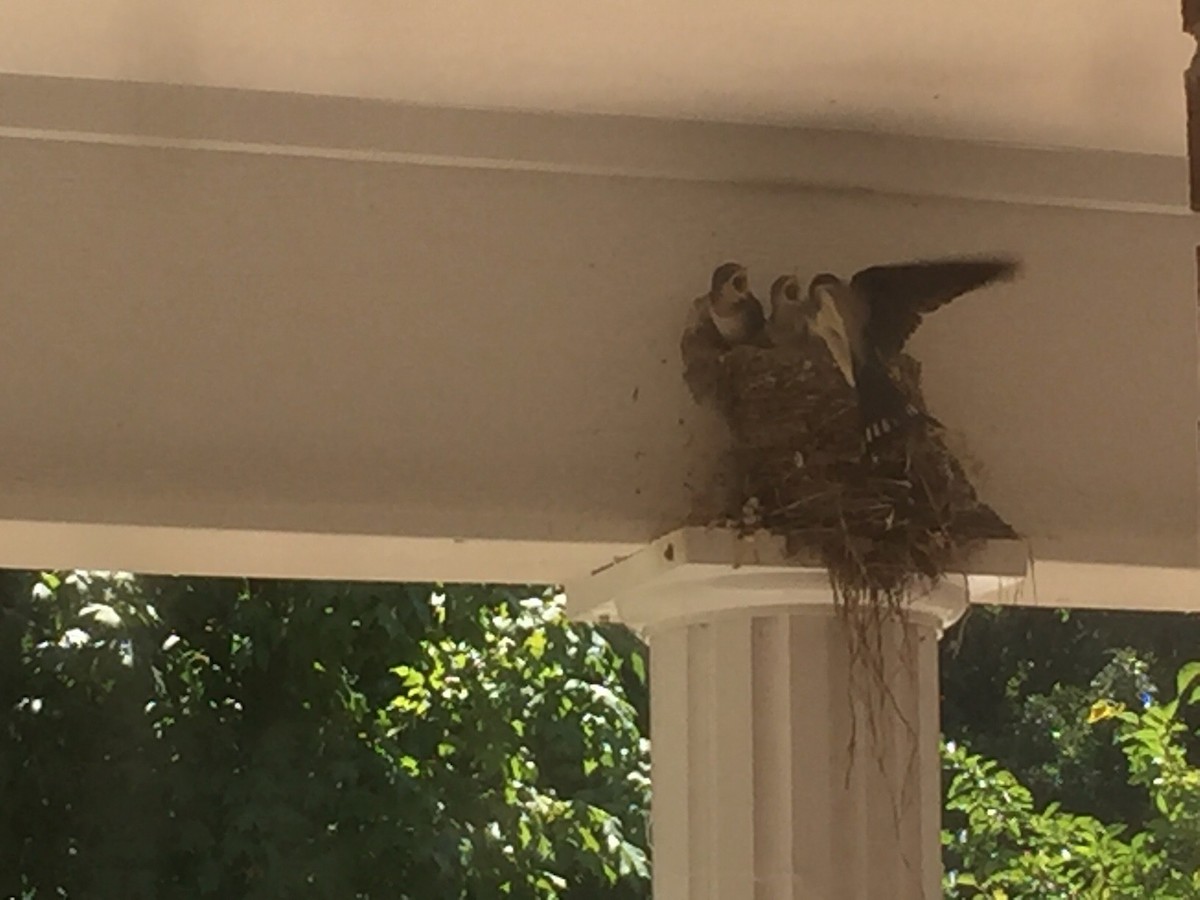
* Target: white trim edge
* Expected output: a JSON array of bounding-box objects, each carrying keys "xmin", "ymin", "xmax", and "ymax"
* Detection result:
[{"xmin": 0, "ymin": 73, "xmax": 1192, "ymax": 216}]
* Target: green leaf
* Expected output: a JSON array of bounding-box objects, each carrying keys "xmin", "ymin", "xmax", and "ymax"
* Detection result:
[
  {"xmin": 525, "ymin": 629, "xmax": 547, "ymax": 660},
  {"xmin": 629, "ymin": 651, "xmax": 647, "ymax": 686},
  {"xmin": 1177, "ymin": 661, "xmax": 1200, "ymax": 699},
  {"xmin": 578, "ymin": 825, "xmax": 601, "ymax": 853}
]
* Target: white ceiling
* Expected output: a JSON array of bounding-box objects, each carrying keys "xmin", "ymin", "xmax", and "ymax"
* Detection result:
[{"xmin": 0, "ymin": 0, "xmax": 1193, "ymax": 155}]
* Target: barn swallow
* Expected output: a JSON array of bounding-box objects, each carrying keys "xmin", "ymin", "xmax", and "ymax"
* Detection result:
[
  {"xmin": 703, "ymin": 262, "xmax": 766, "ymax": 347},
  {"xmin": 806, "ymin": 256, "xmax": 1020, "ymax": 450},
  {"xmin": 765, "ymin": 274, "xmax": 809, "ymax": 348}
]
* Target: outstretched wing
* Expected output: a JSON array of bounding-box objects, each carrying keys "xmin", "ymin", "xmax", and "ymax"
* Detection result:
[{"xmin": 853, "ymin": 257, "xmax": 1019, "ymax": 357}]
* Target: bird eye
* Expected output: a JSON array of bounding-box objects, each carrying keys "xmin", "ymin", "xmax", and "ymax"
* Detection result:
[
  {"xmin": 784, "ymin": 282, "xmax": 799, "ymax": 300},
  {"xmin": 733, "ymin": 274, "xmax": 747, "ymax": 292}
]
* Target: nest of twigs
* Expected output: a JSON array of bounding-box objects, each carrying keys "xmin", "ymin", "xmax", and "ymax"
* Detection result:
[{"xmin": 681, "ymin": 314, "xmax": 1015, "ymax": 617}]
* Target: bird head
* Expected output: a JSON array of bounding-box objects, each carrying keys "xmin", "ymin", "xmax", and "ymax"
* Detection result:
[
  {"xmin": 806, "ymin": 273, "xmax": 844, "ymax": 316},
  {"xmin": 711, "ymin": 261, "xmax": 750, "ymax": 298},
  {"xmin": 769, "ymin": 274, "xmax": 801, "ymax": 312},
  {"xmin": 709, "ymin": 262, "xmax": 757, "ymax": 315}
]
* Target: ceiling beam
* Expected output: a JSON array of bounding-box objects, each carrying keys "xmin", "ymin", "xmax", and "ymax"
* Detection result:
[{"xmin": 0, "ymin": 74, "xmax": 1191, "ymax": 217}]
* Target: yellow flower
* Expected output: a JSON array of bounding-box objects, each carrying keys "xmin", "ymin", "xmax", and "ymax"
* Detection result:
[{"xmin": 1087, "ymin": 698, "xmax": 1124, "ymax": 724}]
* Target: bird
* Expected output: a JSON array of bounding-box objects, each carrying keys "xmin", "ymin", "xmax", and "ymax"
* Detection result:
[
  {"xmin": 765, "ymin": 274, "xmax": 809, "ymax": 348},
  {"xmin": 805, "ymin": 256, "xmax": 1020, "ymax": 452},
  {"xmin": 699, "ymin": 262, "xmax": 766, "ymax": 347}
]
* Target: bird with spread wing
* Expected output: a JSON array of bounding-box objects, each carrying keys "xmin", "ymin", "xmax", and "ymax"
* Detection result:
[{"xmin": 804, "ymin": 256, "xmax": 1020, "ymax": 453}]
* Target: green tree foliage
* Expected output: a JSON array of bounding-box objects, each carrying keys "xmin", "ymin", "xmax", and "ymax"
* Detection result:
[
  {"xmin": 0, "ymin": 572, "xmax": 650, "ymax": 899},
  {"xmin": 4, "ymin": 567, "xmax": 1199, "ymax": 899},
  {"xmin": 942, "ymin": 658, "xmax": 1200, "ymax": 897},
  {"xmin": 941, "ymin": 605, "xmax": 1200, "ymax": 829}
]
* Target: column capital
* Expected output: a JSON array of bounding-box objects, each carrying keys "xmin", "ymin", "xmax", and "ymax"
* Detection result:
[{"xmin": 565, "ymin": 527, "xmax": 1027, "ymax": 635}]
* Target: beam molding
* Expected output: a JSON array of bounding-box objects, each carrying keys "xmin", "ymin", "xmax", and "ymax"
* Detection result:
[{"xmin": 0, "ymin": 73, "xmax": 1191, "ymax": 216}]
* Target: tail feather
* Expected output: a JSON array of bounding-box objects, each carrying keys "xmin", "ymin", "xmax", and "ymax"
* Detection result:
[{"xmin": 854, "ymin": 359, "xmax": 938, "ymax": 449}]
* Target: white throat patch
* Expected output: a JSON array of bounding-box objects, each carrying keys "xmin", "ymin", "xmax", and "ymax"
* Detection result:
[
  {"xmin": 811, "ymin": 290, "xmax": 856, "ymax": 387},
  {"xmin": 711, "ymin": 304, "xmax": 751, "ymax": 342}
]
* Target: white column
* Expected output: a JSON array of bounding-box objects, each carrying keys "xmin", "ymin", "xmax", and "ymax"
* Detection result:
[
  {"xmin": 646, "ymin": 598, "xmax": 954, "ymax": 900},
  {"xmin": 565, "ymin": 529, "xmax": 1022, "ymax": 900}
]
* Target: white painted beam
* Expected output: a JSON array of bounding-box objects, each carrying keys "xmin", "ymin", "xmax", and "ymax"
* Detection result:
[
  {"xmin": 0, "ymin": 74, "xmax": 1191, "ymax": 215},
  {"xmin": 0, "ymin": 519, "xmax": 638, "ymax": 585},
  {"xmin": 0, "ymin": 78, "xmax": 1196, "ymax": 595}
]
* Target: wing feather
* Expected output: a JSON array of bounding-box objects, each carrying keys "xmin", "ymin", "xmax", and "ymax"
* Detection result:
[{"xmin": 853, "ymin": 257, "xmax": 1019, "ymax": 357}]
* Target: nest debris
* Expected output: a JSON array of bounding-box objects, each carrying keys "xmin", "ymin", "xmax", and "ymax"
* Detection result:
[{"xmin": 681, "ymin": 309, "xmax": 1016, "ymax": 617}]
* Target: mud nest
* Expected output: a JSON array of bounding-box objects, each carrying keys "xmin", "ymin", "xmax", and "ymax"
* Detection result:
[{"xmin": 681, "ymin": 314, "xmax": 1016, "ymax": 614}]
